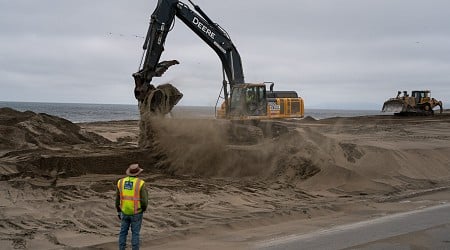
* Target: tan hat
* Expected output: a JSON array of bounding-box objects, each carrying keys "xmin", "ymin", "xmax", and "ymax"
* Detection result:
[{"xmin": 126, "ymin": 163, "xmax": 143, "ymax": 176}]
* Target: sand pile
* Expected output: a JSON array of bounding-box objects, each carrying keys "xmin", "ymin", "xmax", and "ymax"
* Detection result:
[
  {"xmin": 0, "ymin": 108, "xmax": 155, "ymax": 180},
  {"xmin": 0, "ymin": 107, "xmax": 108, "ymax": 152}
]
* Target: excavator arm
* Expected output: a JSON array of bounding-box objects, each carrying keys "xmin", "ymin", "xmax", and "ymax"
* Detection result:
[{"xmin": 133, "ymin": 0, "xmax": 245, "ymax": 104}]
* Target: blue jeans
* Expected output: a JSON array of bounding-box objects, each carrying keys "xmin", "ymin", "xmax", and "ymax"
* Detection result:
[{"xmin": 119, "ymin": 212, "xmax": 143, "ymax": 250}]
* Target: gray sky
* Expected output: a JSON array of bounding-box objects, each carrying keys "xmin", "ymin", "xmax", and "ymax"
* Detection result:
[{"xmin": 1, "ymin": 0, "xmax": 449, "ymax": 109}]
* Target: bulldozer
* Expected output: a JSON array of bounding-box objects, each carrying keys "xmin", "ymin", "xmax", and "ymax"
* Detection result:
[{"xmin": 382, "ymin": 90, "xmax": 443, "ymax": 115}]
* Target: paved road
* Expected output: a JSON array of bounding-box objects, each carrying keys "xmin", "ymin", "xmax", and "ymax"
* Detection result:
[{"xmin": 255, "ymin": 203, "xmax": 450, "ymax": 250}]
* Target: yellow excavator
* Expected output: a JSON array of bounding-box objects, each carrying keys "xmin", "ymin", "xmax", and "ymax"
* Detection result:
[
  {"xmin": 382, "ymin": 90, "xmax": 443, "ymax": 115},
  {"xmin": 132, "ymin": 0, "xmax": 304, "ymax": 129},
  {"xmin": 215, "ymin": 82, "xmax": 304, "ymax": 120}
]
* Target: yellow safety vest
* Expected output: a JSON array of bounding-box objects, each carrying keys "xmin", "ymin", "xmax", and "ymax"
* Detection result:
[{"xmin": 117, "ymin": 177, "xmax": 145, "ymax": 215}]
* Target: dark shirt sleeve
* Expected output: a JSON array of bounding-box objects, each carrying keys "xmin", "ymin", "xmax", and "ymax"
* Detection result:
[
  {"xmin": 140, "ymin": 183, "xmax": 148, "ymax": 212},
  {"xmin": 115, "ymin": 187, "xmax": 121, "ymax": 212}
]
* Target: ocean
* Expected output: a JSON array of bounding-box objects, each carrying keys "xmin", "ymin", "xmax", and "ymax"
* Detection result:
[{"xmin": 0, "ymin": 101, "xmax": 383, "ymax": 123}]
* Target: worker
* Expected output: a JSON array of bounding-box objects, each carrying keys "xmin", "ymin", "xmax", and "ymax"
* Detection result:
[
  {"xmin": 246, "ymin": 89, "xmax": 258, "ymax": 114},
  {"xmin": 246, "ymin": 89, "xmax": 256, "ymax": 103},
  {"xmin": 116, "ymin": 163, "xmax": 148, "ymax": 250}
]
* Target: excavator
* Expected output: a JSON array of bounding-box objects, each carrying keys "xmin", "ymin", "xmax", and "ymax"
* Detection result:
[{"xmin": 132, "ymin": 0, "xmax": 304, "ymax": 134}]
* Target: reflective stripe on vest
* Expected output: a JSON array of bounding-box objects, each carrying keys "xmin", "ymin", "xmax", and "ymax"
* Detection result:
[{"xmin": 118, "ymin": 177, "xmax": 144, "ymax": 215}]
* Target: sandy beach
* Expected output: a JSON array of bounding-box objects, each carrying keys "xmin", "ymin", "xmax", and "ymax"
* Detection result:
[{"xmin": 1, "ymin": 107, "xmax": 450, "ymax": 249}]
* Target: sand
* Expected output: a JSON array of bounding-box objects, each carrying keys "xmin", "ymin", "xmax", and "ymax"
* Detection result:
[{"xmin": 1, "ymin": 107, "xmax": 450, "ymax": 249}]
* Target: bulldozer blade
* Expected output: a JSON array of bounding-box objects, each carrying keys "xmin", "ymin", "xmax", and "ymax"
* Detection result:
[{"xmin": 382, "ymin": 100, "xmax": 405, "ymax": 113}]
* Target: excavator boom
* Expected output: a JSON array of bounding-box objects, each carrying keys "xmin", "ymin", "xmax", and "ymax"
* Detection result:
[{"xmin": 133, "ymin": 0, "xmax": 244, "ymax": 109}]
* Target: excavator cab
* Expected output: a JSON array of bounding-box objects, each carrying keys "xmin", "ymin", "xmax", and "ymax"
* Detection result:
[{"xmin": 229, "ymin": 84, "xmax": 268, "ymax": 118}]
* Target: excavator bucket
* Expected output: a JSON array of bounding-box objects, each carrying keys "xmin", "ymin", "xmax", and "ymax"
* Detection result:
[
  {"xmin": 140, "ymin": 83, "xmax": 183, "ymax": 116},
  {"xmin": 382, "ymin": 99, "xmax": 406, "ymax": 113}
]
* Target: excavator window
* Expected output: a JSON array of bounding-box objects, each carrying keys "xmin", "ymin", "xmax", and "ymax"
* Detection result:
[
  {"xmin": 246, "ymin": 88, "xmax": 256, "ymax": 102},
  {"xmin": 246, "ymin": 86, "xmax": 266, "ymax": 116},
  {"xmin": 230, "ymin": 88, "xmax": 243, "ymax": 109},
  {"xmin": 229, "ymin": 86, "xmax": 267, "ymax": 117}
]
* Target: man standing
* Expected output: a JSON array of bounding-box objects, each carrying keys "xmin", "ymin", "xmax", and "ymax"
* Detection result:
[{"xmin": 116, "ymin": 163, "xmax": 148, "ymax": 250}]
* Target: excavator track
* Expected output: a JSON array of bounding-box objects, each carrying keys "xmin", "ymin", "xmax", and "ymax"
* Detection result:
[
  {"xmin": 227, "ymin": 119, "xmax": 300, "ymax": 145},
  {"xmin": 227, "ymin": 122, "xmax": 264, "ymax": 145}
]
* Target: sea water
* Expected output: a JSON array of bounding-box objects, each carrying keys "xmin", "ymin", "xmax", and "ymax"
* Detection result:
[{"xmin": 0, "ymin": 101, "xmax": 383, "ymax": 123}]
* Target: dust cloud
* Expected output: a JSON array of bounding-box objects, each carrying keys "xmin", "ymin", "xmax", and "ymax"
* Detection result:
[{"xmin": 138, "ymin": 113, "xmax": 324, "ymax": 181}]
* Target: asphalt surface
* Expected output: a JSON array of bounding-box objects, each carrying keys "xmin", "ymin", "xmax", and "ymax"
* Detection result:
[{"xmin": 255, "ymin": 203, "xmax": 450, "ymax": 250}]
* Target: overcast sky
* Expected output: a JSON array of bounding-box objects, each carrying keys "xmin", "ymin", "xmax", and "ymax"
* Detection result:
[{"xmin": 1, "ymin": 0, "xmax": 449, "ymax": 109}]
